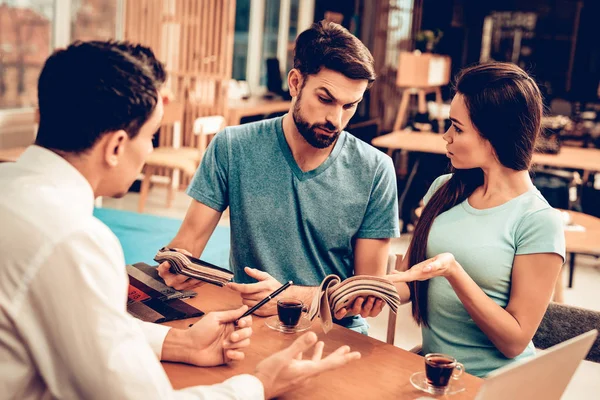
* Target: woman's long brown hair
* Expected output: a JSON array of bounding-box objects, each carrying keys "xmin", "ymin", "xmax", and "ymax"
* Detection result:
[{"xmin": 407, "ymin": 62, "xmax": 543, "ymax": 326}]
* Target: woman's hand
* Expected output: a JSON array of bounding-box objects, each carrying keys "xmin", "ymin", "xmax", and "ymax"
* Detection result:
[{"xmin": 386, "ymin": 253, "xmax": 462, "ymax": 283}]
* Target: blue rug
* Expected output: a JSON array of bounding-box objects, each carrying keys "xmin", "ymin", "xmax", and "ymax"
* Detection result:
[{"xmin": 93, "ymin": 208, "xmax": 231, "ymax": 269}]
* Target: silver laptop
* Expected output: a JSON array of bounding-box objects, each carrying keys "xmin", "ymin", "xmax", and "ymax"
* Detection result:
[{"xmin": 475, "ymin": 329, "xmax": 598, "ymax": 400}]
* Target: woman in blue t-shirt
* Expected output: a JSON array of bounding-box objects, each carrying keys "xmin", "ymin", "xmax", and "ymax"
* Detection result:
[{"xmin": 388, "ymin": 62, "xmax": 566, "ymax": 377}]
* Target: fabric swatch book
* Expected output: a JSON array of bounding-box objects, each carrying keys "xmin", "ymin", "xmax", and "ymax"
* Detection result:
[
  {"xmin": 308, "ymin": 274, "xmax": 401, "ymax": 333},
  {"xmin": 126, "ymin": 262, "xmax": 204, "ymax": 323},
  {"xmin": 154, "ymin": 247, "xmax": 234, "ymax": 287}
]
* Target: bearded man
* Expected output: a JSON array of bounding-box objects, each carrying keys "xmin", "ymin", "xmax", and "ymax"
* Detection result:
[{"xmin": 158, "ymin": 21, "xmax": 399, "ymax": 334}]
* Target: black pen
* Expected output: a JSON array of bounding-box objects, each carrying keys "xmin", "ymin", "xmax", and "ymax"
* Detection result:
[{"xmin": 235, "ymin": 280, "xmax": 294, "ymax": 324}]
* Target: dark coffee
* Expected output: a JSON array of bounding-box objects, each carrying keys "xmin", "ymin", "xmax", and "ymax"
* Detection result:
[
  {"xmin": 425, "ymin": 356, "xmax": 455, "ymax": 387},
  {"xmin": 277, "ymin": 298, "xmax": 303, "ymax": 327}
]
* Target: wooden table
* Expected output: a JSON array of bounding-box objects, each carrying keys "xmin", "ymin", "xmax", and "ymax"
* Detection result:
[
  {"xmin": 227, "ymin": 96, "xmax": 291, "ymax": 126},
  {"xmin": 0, "ymin": 146, "xmax": 27, "ymax": 162},
  {"xmin": 562, "ymin": 210, "xmax": 600, "ymax": 291},
  {"xmin": 162, "ymin": 284, "xmax": 482, "ymax": 399},
  {"xmin": 373, "ymin": 130, "xmax": 600, "ymax": 231},
  {"xmin": 371, "ymin": 130, "xmax": 600, "ymax": 172}
]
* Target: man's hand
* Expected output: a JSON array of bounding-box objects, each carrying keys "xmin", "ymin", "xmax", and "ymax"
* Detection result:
[
  {"xmin": 227, "ymin": 267, "xmax": 282, "ymax": 317},
  {"xmin": 333, "ymin": 296, "xmax": 385, "ymax": 320},
  {"xmin": 253, "ymin": 332, "xmax": 361, "ymax": 399},
  {"xmin": 157, "ymin": 248, "xmax": 203, "ymax": 291},
  {"xmin": 386, "ymin": 253, "xmax": 461, "ymax": 283},
  {"xmin": 165, "ymin": 305, "xmax": 253, "ymax": 367}
]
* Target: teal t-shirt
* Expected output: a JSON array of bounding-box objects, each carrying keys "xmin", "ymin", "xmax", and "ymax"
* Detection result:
[
  {"xmin": 187, "ymin": 116, "xmax": 399, "ymax": 287},
  {"xmin": 420, "ymin": 174, "xmax": 566, "ymax": 377}
]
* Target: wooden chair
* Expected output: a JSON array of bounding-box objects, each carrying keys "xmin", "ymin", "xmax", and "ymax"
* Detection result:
[
  {"xmin": 393, "ymin": 52, "xmax": 450, "ymax": 133},
  {"xmin": 386, "ymin": 253, "xmax": 405, "ymax": 345},
  {"xmin": 138, "ymin": 103, "xmax": 225, "ymax": 212},
  {"xmin": 386, "ymin": 253, "xmax": 423, "ymax": 354}
]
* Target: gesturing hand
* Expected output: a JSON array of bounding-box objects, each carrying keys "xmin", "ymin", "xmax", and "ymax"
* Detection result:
[
  {"xmin": 227, "ymin": 267, "xmax": 282, "ymax": 317},
  {"xmin": 387, "ymin": 253, "xmax": 461, "ymax": 283},
  {"xmin": 254, "ymin": 332, "xmax": 361, "ymax": 399}
]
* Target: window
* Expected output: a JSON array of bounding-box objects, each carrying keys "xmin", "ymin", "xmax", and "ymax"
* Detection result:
[
  {"xmin": 0, "ymin": 0, "xmax": 54, "ymax": 109},
  {"xmin": 71, "ymin": 0, "xmax": 118, "ymax": 42},
  {"xmin": 232, "ymin": 0, "xmax": 250, "ymax": 81},
  {"xmin": 0, "ymin": 0, "xmax": 119, "ymax": 111},
  {"xmin": 385, "ymin": 0, "xmax": 415, "ymax": 69},
  {"xmin": 286, "ymin": 0, "xmax": 300, "ymax": 73},
  {"xmin": 259, "ymin": 0, "xmax": 280, "ymax": 87},
  {"xmin": 232, "ymin": 0, "xmax": 314, "ymax": 94}
]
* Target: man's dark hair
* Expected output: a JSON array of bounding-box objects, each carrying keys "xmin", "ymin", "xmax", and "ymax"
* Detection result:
[
  {"xmin": 293, "ymin": 20, "xmax": 376, "ymax": 88},
  {"xmin": 35, "ymin": 40, "xmax": 166, "ymax": 153}
]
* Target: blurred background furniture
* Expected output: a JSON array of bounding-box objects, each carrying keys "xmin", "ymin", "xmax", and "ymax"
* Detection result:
[
  {"xmin": 386, "ymin": 253, "xmax": 405, "ymax": 345},
  {"xmin": 560, "ymin": 210, "xmax": 600, "ymax": 291},
  {"xmin": 137, "ymin": 101, "xmax": 184, "ymax": 212},
  {"xmin": 372, "ymin": 131, "xmax": 600, "ymax": 230},
  {"xmin": 0, "ymin": 146, "xmax": 26, "ymax": 163},
  {"xmin": 372, "ymin": 130, "xmax": 600, "ymax": 172},
  {"xmin": 138, "ymin": 103, "xmax": 225, "ymax": 212},
  {"xmin": 125, "ymin": 0, "xmax": 235, "ymax": 191},
  {"xmin": 227, "ymin": 96, "xmax": 291, "ymax": 126},
  {"xmin": 393, "ymin": 51, "xmax": 451, "ymax": 133},
  {"xmin": 533, "ymin": 302, "xmax": 600, "ymax": 363}
]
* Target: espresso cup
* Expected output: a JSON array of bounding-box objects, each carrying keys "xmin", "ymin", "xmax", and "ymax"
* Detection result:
[
  {"xmin": 277, "ymin": 298, "xmax": 303, "ymax": 328},
  {"xmin": 424, "ymin": 353, "xmax": 464, "ymax": 394}
]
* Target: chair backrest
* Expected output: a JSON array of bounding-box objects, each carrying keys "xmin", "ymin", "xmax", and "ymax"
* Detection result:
[
  {"xmin": 387, "ymin": 253, "xmax": 407, "ymax": 274},
  {"xmin": 162, "ymin": 101, "xmax": 185, "ymax": 126},
  {"xmin": 193, "ymin": 115, "xmax": 226, "ymax": 136},
  {"xmin": 386, "ymin": 253, "xmax": 406, "ymax": 345},
  {"xmin": 533, "ymin": 302, "xmax": 600, "ymax": 363}
]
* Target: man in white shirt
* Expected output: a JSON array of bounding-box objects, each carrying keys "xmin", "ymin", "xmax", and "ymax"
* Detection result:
[{"xmin": 0, "ymin": 41, "xmax": 360, "ymax": 399}]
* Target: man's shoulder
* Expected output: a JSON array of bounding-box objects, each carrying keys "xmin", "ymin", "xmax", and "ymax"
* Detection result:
[
  {"xmin": 1, "ymin": 181, "xmax": 116, "ymax": 251},
  {"xmin": 221, "ymin": 116, "xmax": 282, "ymax": 142},
  {"xmin": 341, "ymin": 132, "xmax": 393, "ymax": 170}
]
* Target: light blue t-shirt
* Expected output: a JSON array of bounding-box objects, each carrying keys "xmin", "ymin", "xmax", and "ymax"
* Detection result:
[
  {"xmin": 420, "ymin": 174, "xmax": 566, "ymax": 377},
  {"xmin": 187, "ymin": 115, "xmax": 399, "ymax": 285}
]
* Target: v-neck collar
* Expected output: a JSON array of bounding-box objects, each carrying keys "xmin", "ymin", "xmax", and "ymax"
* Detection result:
[{"xmin": 275, "ymin": 116, "xmax": 347, "ymax": 181}]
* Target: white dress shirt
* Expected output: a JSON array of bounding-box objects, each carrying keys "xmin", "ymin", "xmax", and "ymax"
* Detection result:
[{"xmin": 0, "ymin": 146, "xmax": 264, "ymax": 399}]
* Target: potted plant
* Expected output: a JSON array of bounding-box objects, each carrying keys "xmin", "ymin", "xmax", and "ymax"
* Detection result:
[{"xmin": 415, "ymin": 29, "xmax": 443, "ymax": 53}]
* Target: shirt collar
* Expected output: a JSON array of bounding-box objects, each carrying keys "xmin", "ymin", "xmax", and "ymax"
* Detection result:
[{"xmin": 16, "ymin": 145, "xmax": 96, "ymax": 215}]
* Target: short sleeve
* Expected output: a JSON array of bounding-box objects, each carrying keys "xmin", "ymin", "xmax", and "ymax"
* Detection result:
[
  {"xmin": 186, "ymin": 129, "xmax": 230, "ymax": 212},
  {"xmin": 423, "ymin": 174, "xmax": 453, "ymax": 206},
  {"xmin": 515, "ymin": 207, "xmax": 566, "ymax": 262},
  {"xmin": 356, "ymin": 156, "xmax": 400, "ymax": 239}
]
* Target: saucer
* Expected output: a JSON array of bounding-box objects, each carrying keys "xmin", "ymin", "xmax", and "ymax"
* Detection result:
[
  {"xmin": 410, "ymin": 371, "xmax": 465, "ymax": 396},
  {"xmin": 265, "ymin": 315, "xmax": 312, "ymax": 333}
]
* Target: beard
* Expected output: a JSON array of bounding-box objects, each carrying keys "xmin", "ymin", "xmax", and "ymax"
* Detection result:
[{"xmin": 292, "ymin": 91, "xmax": 344, "ymax": 149}]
